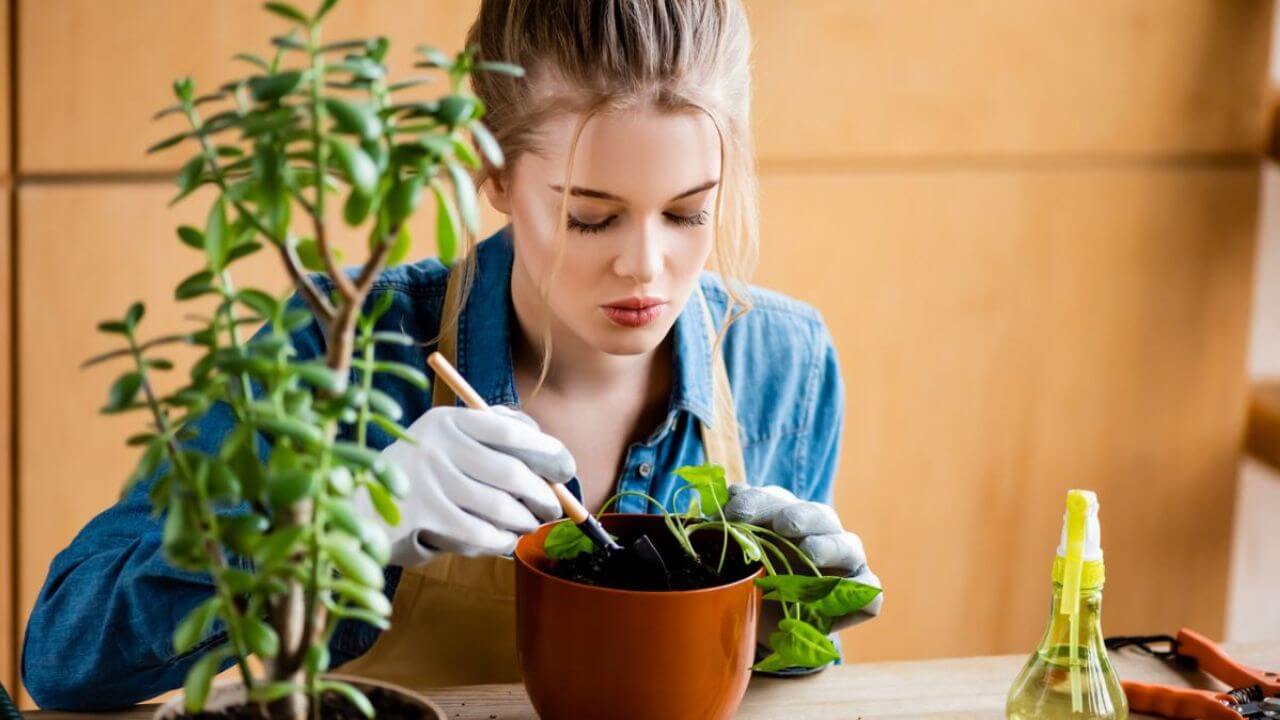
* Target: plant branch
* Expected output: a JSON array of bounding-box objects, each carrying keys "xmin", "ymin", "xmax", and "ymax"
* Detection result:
[
  {"xmin": 127, "ymin": 332, "xmax": 257, "ymax": 690},
  {"xmin": 308, "ymin": 27, "xmax": 355, "ymax": 304},
  {"xmin": 280, "ymin": 242, "xmax": 337, "ymax": 326},
  {"xmin": 355, "ymin": 223, "xmax": 397, "ymax": 295},
  {"xmin": 184, "ymin": 100, "xmax": 336, "ymax": 324},
  {"xmin": 323, "ymin": 222, "xmax": 398, "ymax": 374},
  {"xmin": 82, "ymin": 334, "xmax": 190, "ymax": 368},
  {"xmin": 218, "ymin": 275, "xmax": 256, "ymax": 407}
]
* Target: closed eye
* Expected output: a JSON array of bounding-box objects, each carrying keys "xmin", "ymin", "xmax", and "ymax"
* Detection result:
[
  {"xmin": 567, "ymin": 214, "xmax": 617, "ymax": 234},
  {"xmin": 664, "ymin": 210, "xmax": 709, "ymax": 228}
]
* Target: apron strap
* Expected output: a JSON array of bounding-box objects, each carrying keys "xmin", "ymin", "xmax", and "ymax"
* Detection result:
[
  {"xmin": 695, "ymin": 285, "xmax": 746, "ymax": 487},
  {"xmin": 431, "ymin": 265, "xmax": 464, "ymax": 408},
  {"xmin": 431, "ymin": 265, "xmax": 744, "ymax": 485}
]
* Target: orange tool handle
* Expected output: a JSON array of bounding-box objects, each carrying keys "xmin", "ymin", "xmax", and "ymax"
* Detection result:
[
  {"xmin": 1122, "ymin": 680, "xmax": 1239, "ymax": 720},
  {"xmin": 1177, "ymin": 627, "xmax": 1280, "ymax": 695}
]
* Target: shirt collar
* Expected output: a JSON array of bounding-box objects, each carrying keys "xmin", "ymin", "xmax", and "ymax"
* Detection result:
[
  {"xmin": 452, "ymin": 225, "xmax": 716, "ymax": 428},
  {"xmin": 669, "ymin": 284, "xmax": 715, "ymax": 427}
]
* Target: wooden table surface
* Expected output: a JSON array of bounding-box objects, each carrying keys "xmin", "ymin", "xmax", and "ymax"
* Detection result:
[{"xmin": 29, "ymin": 642, "xmax": 1279, "ymax": 719}]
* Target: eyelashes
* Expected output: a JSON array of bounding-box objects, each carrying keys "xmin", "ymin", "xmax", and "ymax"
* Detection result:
[
  {"xmin": 565, "ymin": 215, "xmax": 616, "ymax": 235},
  {"xmin": 666, "ymin": 210, "xmax": 710, "ymax": 228},
  {"xmin": 566, "ymin": 211, "xmax": 710, "ymax": 235}
]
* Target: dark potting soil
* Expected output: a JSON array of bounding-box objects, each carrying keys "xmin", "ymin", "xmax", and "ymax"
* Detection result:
[
  {"xmin": 174, "ymin": 687, "xmax": 428, "ymax": 720},
  {"xmin": 548, "ymin": 527, "xmax": 758, "ymax": 591}
]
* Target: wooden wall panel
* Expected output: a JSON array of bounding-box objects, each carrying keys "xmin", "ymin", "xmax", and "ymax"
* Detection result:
[
  {"xmin": 15, "ymin": 182, "xmax": 505, "ymax": 690},
  {"xmin": 19, "ymin": 0, "xmax": 483, "ymax": 174},
  {"xmin": 19, "ymin": 1, "xmax": 1274, "ymax": 175},
  {"xmin": 1, "ymin": 0, "xmax": 13, "ymax": 699},
  {"xmin": 755, "ymin": 166, "xmax": 1260, "ymax": 660},
  {"xmin": 0, "ymin": 187, "xmax": 13, "ymax": 699},
  {"xmin": 0, "ymin": 0, "xmax": 9, "ymax": 178},
  {"xmin": 749, "ymin": 0, "xmax": 1274, "ymax": 162}
]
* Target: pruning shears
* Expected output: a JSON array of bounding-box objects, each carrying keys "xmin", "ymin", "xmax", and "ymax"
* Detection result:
[{"xmin": 1105, "ymin": 628, "xmax": 1280, "ymax": 719}]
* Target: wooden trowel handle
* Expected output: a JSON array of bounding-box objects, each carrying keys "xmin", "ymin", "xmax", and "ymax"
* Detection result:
[{"xmin": 427, "ymin": 351, "xmax": 591, "ymax": 524}]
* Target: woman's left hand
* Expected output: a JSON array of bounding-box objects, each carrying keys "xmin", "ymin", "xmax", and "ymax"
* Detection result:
[{"xmin": 723, "ymin": 484, "xmax": 883, "ymax": 631}]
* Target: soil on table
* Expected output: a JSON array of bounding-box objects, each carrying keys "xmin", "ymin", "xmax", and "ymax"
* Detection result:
[
  {"xmin": 547, "ymin": 525, "xmax": 759, "ymax": 591},
  {"xmin": 176, "ymin": 687, "xmax": 427, "ymax": 720}
]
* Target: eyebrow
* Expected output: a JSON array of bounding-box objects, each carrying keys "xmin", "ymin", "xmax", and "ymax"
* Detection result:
[{"xmin": 548, "ymin": 179, "xmax": 718, "ymax": 204}]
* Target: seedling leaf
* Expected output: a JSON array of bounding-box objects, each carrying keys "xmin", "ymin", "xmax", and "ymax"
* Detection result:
[
  {"xmin": 674, "ymin": 463, "xmax": 729, "ymax": 517},
  {"xmin": 809, "ymin": 578, "xmax": 882, "ymax": 618},
  {"xmin": 545, "ymin": 520, "xmax": 596, "ymax": 560},
  {"xmin": 771, "ymin": 618, "xmax": 839, "ymax": 668},
  {"xmin": 754, "ymin": 574, "xmax": 841, "ymax": 603}
]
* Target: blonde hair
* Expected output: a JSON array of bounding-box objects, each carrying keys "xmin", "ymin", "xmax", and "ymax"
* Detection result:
[{"xmin": 451, "ymin": 0, "xmax": 759, "ymax": 390}]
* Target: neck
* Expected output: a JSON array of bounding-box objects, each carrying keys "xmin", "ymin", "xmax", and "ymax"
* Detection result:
[{"xmin": 509, "ymin": 261, "xmax": 669, "ymax": 399}]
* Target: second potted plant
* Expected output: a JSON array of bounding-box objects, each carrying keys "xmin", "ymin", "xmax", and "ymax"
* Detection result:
[{"xmin": 88, "ymin": 0, "xmax": 518, "ymax": 717}]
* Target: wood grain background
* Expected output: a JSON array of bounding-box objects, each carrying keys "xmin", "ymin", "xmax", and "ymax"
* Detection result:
[{"xmin": 3, "ymin": 0, "xmax": 1274, "ymax": 707}]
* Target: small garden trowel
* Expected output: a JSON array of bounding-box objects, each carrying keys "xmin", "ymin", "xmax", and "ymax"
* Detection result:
[{"xmin": 427, "ymin": 352, "xmax": 673, "ymax": 584}]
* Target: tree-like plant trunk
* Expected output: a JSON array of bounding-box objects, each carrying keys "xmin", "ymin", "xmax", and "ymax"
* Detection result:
[{"xmin": 268, "ymin": 498, "xmax": 312, "ymax": 720}]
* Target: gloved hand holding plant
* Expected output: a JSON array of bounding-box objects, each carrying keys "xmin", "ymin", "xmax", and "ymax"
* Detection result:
[{"xmin": 723, "ymin": 483, "xmax": 883, "ymax": 631}]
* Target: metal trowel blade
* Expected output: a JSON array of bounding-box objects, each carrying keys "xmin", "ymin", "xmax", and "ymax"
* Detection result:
[{"xmin": 630, "ymin": 534, "xmax": 672, "ymax": 589}]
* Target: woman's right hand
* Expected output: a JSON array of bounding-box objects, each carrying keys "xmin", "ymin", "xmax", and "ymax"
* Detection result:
[{"xmin": 353, "ymin": 405, "xmax": 575, "ymax": 566}]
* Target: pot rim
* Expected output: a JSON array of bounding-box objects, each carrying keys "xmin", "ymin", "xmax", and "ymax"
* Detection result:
[
  {"xmin": 152, "ymin": 674, "xmax": 445, "ymax": 720},
  {"xmin": 515, "ymin": 512, "xmax": 766, "ymax": 597}
]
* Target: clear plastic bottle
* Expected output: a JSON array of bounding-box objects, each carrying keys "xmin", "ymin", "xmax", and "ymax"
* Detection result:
[{"xmin": 1006, "ymin": 490, "xmax": 1127, "ymax": 719}]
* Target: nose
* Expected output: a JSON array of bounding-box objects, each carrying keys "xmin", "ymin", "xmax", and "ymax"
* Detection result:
[{"xmin": 613, "ymin": 217, "xmax": 665, "ymax": 284}]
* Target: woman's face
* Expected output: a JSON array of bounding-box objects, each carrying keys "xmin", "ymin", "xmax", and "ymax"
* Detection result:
[{"xmin": 488, "ymin": 108, "xmax": 722, "ymax": 357}]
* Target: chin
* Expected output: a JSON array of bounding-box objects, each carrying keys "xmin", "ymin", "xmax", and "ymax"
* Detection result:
[{"xmin": 587, "ymin": 323, "xmax": 672, "ymax": 356}]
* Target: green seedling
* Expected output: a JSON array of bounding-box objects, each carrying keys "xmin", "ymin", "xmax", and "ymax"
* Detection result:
[{"xmin": 544, "ymin": 463, "xmax": 882, "ymax": 672}]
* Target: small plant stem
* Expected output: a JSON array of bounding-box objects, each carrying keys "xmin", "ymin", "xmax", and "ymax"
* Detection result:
[
  {"xmin": 81, "ymin": 334, "xmax": 190, "ymax": 368},
  {"xmin": 752, "ymin": 537, "xmax": 794, "ymax": 575},
  {"xmin": 303, "ymin": 461, "xmax": 329, "ymax": 715},
  {"xmin": 126, "ymin": 331, "xmax": 258, "ymax": 689},
  {"xmin": 718, "ymin": 518, "xmax": 729, "ymax": 575},
  {"xmin": 307, "ymin": 23, "xmax": 355, "ymax": 304},
  {"xmin": 665, "ymin": 515, "xmax": 697, "ymax": 561},
  {"xmin": 354, "ymin": 329, "xmax": 376, "ymax": 447},
  {"xmin": 217, "ymin": 273, "xmax": 255, "ymax": 408},
  {"xmin": 752, "ymin": 537, "xmax": 799, "ymax": 620},
  {"xmin": 747, "ymin": 526, "xmax": 823, "ymax": 576},
  {"xmin": 596, "ymin": 490, "xmax": 700, "ymax": 562}
]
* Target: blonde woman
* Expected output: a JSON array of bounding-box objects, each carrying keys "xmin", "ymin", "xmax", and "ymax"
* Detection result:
[{"xmin": 23, "ymin": 0, "xmax": 881, "ymax": 707}]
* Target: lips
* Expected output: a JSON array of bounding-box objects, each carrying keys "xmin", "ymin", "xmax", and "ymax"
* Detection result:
[{"xmin": 601, "ymin": 297, "xmax": 668, "ymax": 328}]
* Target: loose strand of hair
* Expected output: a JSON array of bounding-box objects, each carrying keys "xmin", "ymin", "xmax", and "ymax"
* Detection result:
[
  {"xmin": 529, "ymin": 105, "xmax": 598, "ymax": 398},
  {"xmin": 699, "ymin": 106, "xmax": 753, "ymax": 356}
]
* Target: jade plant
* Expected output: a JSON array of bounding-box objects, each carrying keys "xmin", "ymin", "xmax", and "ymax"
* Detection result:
[
  {"xmin": 84, "ymin": 1, "xmax": 519, "ymax": 716},
  {"xmin": 544, "ymin": 463, "xmax": 882, "ymax": 672}
]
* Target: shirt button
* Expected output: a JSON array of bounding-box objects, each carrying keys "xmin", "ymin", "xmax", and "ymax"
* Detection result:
[{"xmin": 638, "ymin": 462, "xmax": 653, "ymax": 477}]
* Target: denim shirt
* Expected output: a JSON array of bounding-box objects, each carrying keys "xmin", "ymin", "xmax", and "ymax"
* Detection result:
[{"xmin": 21, "ymin": 226, "xmax": 845, "ymax": 710}]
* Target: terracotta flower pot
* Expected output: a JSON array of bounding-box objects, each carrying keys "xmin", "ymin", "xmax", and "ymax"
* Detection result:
[
  {"xmin": 153, "ymin": 674, "xmax": 445, "ymax": 720},
  {"xmin": 515, "ymin": 513, "xmax": 763, "ymax": 720}
]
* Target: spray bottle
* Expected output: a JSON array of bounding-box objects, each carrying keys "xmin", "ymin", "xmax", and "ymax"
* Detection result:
[{"xmin": 1006, "ymin": 490, "xmax": 1127, "ymax": 719}]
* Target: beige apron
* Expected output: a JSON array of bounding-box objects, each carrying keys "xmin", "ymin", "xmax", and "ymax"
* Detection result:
[{"xmin": 340, "ymin": 271, "xmax": 746, "ymax": 688}]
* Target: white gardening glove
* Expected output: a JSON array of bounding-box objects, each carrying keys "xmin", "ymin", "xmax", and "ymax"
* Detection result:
[
  {"xmin": 352, "ymin": 404, "xmax": 574, "ymax": 567},
  {"xmin": 723, "ymin": 484, "xmax": 882, "ymax": 631}
]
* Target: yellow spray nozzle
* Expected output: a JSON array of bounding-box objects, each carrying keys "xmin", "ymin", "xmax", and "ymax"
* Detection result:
[
  {"xmin": 1060, "ymin": 490, "xmax": 1094, "ymax": 712},
  {"xmin": 1058, "ymin": 490, "xmax": 1089, "ymax": 616}
]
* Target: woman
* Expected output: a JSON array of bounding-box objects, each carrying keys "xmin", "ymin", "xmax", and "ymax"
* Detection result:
[{"xmin": 23, "ymin": 0, "xmax": 881, "ymax": 709}]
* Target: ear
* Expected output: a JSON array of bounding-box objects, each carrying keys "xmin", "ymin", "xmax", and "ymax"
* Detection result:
[{"xmin": 482, "ymin": 170, "xmax": 514, "ymax": 215}]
